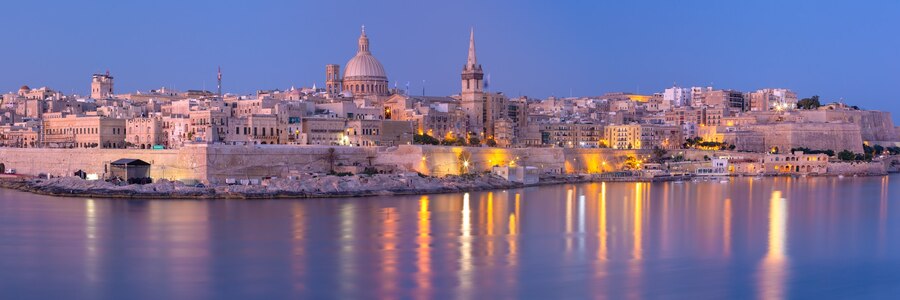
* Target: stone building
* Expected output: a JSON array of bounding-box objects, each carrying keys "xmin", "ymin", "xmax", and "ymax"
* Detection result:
[
  {"xmin": 188, "ymin": 110, "xmax": 228, "ymax": 143},
  {"xmin": 726, "ymin": 122, "xmax": 864, "ymax": 153},
  {"xmin": 325, "ymin": 64, "xmax": 342, "ymax": 96},
  {"xmin": 384, "ymin": 95, "xmax": 468, "ymax": 140},
  {"xmin": 747, "ymin": 89, "xmax": 797, "ymax": 112},
  {"xmin": 540, "ymin": 122, "xmax": 605, "ymax": 148},
  {"xmin": 460, "ymin": 28, "xmax": 485, "ymax": 136},
  {"xmin": 798, "ymin": 109, "xmax": 897, "ymax": 142},
  {"xmin": 226, "ymin": 114, "xmax": 279, "ymax": 145},
  {"xmin": 380, "ymin": 120, "xmax": 415, "ymax": 146},
  {"xmin": 302, "ymin": 117, "xmax": 347, "ymax": 146},
  {"xmin": 701, "ymin": 89, "xmax": 747, "ymax": 112},
  {"xmin": 604, "ymin": 124, "xmax": 682, "ymax": 150},
  {"xmin": 764, "ymin": 151, "xmax": 828, "ymax": 175},
  {"xmin": 339, "ymin": 27, "xmax": 389, "ymax": 97},
  {"xmin": 42, "ymin": 114, "xmax": 126, "ymax": 148},
  {"xmin": 0, "ymin": 126, "xmax": 39, "ymax": 148},
  {"xmin": 126, "ymin": 117, "xmax": 164, "ymax": 149},
  {"xmin": 91, "ymin": 72, "xmax": 114, "ymax": 100},
  {"xmin": 493, "ymin": 118, "xmax": 515, "ymax": 147},
  {"xmin": 346, "ymin": 119, "xmax": 381, "ymax": 147},
  {"xmin": 162, "ymin": 116, "xmax": 190, "ymax": 149}
]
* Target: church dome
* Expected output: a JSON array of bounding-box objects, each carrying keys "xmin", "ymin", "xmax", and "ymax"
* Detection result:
[
  {"xmin": 344, "ymin": 53, "xmax": 386, "ymax": 79},
  {"xmin": 343, "ymin": 26, "xmax": 387, "ymax": 80}
]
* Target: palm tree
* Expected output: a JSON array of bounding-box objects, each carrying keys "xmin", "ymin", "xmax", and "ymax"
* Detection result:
[{"xmin": 326, "ymin": 148, "xmax": 337, "ymax": 174}]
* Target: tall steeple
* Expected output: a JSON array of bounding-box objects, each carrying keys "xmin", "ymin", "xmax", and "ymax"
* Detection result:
[
  {"xmin": 358, "ymin": 25, "xmax": 370, "ymax": 53},
  {"xmin": 466, "ymin": 27, "xmax": 478, "ymax": 69},
  {"xmin": 462, "ymin": 27, "xmax": 484, "ymax": 90},
  {"xmin": 461, "ymin": 27, "xmax": 485, "ymax": 136},
  {"xmin": 217, "ymin": 66, "xmax": 222, "ymax": 99}
]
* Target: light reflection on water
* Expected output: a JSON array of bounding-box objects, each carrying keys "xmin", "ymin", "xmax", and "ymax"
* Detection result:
[{"xmin": 1, "ymin": 176, "xmax": 900, "ymax": 299}]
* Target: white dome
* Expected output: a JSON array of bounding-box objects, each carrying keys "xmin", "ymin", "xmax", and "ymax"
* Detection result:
[{"xmin": 343, "ymin": 53, "xmax": 387, "ymax": 79}]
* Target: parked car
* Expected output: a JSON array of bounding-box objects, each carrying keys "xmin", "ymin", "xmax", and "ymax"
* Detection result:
[{"xmin": 4, "ymin": 169, "xmax": 16, "ymax": 174}]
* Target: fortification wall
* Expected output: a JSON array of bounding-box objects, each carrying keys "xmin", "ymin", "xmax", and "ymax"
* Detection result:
[
  {"xmin": 204, "ymin": 145, "xmax": 378, "ymax": 184},
  {"xmin": 388, "ymin": 145, "xmax": 650, "ymax": 176},
  {"xmin": 826, "ymin": 161, "xmax": 886, "ymax": 175},
  {"xmin": 800, "ymin": 110, "xmax": 897, "ymax": 141},
  {"xmin": 761, "ymin": 123, "xmax": 864, "ymax": 153},
  {"xmin": 0, "ymin": 146, "xmax": 206, "ymax": 181},
  {"xmin": 1, "ymin": 144, "xmax": 735, "ymax": 184}
]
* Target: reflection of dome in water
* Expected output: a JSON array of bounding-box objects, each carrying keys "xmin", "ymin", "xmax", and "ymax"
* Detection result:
[{"xmin": 342, "ymin": 26, "xmax": 389, "ymax": 96}]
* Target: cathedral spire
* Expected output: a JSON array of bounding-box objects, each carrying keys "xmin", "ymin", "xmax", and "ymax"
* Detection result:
[
  {"xmin": 467, "ymin": 27, "xmax": 478, "ymax": 69},
  {"xmin": 358, "ymin": 25, "xmax": 370, "ymax": 53}
]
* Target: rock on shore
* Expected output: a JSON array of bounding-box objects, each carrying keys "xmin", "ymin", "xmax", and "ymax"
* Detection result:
[{"xmin": 0, "ymin": 173, "xmax": 523, "ymax": 199}]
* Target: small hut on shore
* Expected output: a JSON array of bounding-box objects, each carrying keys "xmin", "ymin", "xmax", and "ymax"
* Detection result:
[{"xmin": 109, "ymin": 159, "xmax": 151, "ymax": 184}]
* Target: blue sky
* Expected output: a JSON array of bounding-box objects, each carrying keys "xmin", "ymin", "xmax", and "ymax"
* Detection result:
[{"xmin": 2, "ymin": 0, "xmax": 898, "ymax": 117}]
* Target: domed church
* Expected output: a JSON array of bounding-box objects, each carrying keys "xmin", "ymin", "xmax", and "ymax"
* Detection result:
[{"xmin": 325, "ymin": 26, "xmax": 390, "ymax": 97}]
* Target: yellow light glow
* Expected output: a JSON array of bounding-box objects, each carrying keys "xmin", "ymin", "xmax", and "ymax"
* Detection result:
[
  {"xmin": 633, "ymin": 183, "xmax": 643, "ymax": 260},
  {"xmin": 758, "ymin": 190, "xmax": 787, "ymax": 300}
]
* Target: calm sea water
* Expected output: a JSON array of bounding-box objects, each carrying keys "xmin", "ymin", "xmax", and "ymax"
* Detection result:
[{"xmin": 1, "ymin": 176, "xmax": 899, "ymax": 299}]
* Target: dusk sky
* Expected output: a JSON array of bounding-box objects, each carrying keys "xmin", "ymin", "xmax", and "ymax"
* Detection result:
[{"xmin": 2, "ymin": 0, "xmax": 898, "ymax": 117}]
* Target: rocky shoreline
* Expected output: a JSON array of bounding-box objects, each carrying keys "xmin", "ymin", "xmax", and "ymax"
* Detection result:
[
  {"xmin": 0, "ymin": 173, "xmax": 590, "ymax": 200},
  {"xmin": 3, "ymin": 172, "xmax": 890, "ymax": 200}
]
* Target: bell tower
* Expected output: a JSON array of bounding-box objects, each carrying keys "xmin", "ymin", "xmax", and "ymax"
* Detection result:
[
  {"xmin": 91, "ymin": 71, "xmax": 114, "ymax": 99},
  {"xmin": 460, "ymin": 28, "xmax": 485, "ymax": 135},
  {"xmin": 325, "ymin": 64, "xmax": 342, "ymax": 95}
]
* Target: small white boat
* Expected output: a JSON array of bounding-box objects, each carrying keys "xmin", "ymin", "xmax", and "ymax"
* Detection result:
[
  {"xmin": 719, "ymin": 179, "xmax": 729, "ymax": 183},
  {"xmin": 838, "ymin": 175, "xmax": 845, "ymax": 179}
]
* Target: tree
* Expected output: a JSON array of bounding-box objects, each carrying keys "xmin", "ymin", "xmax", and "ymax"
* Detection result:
[
  {"xmin": 650, "ymin": 147, "xmax": 668, "ymax": 163},
  {"xmin": 797, "ymin": 95, "xmax": 821, "ymax": 110},
  {"xmin": 413, "ymin": 134, "xmax": 440, "ymax": 145},
  {"xmin": 485, "ymin": 138, "xmax": 497, "ymax": 147},
  {"xmin": 837, "ymin": 150, "xmax": 856, "ymax": 161},
  {"xmin": 326, "ymin": 148, "xmax": 337, "ymax": 174},
  {"xmin": 791, "ymin": 147, "xmax": 835, "ymax": 156},
  {"xmin": 440, "ymin": 137, "xmax": 457, "ymax": 146},
  {"xmin": 467, "ymin": 136, "xmax": 481, "ymax": 146},
  {"xmin": 624, "ymin": 155, "xmax": 640, "ymax": 170},
  {"xmin": 887, "ymin": 146, "xmax": 900, "ymax": 155}
]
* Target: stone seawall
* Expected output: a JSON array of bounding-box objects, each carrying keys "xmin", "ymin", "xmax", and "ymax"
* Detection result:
[
  {"xmin": 1, "ymin": 144, "xmax": 660, "ymax": 184},
  {"xmin": 0, "ymin": 146, "xmax": 207, "ymax": 181},
  {"xmin": 205, "ymin": 145, "xmax": 379, "ymax": 184},
  {"xmin": 394, "ymin": 145, "xmax": 650, "ymax": 176},
  {"xmin": 827, "ymin": 161, "xmax": 887, "ymax": 176}
]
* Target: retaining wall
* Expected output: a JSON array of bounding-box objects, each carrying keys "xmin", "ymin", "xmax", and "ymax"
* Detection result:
[{"xmin": 0, "ymin": 144, "xmax": 698, "ymax": 184}]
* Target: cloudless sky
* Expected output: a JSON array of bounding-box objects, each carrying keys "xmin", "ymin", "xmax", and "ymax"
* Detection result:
[{"xmin": 2, "ymin": 0, "xmax": 898, "ymax": 118}]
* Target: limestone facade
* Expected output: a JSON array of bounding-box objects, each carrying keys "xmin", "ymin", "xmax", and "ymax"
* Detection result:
[
  {"xmin": 42, "ymin": 114, "xmax": 126, "ymax": 148},
  {"xmin": 605, "ymin": 124, "xmax": 682, "ymax": 150},
  {"xmin": 798, "ymin": 109, "xmax": 897, "ymax": 142},
  {"xmin": 90, "ymin": 73, "xmax": 114, "ymax": 99},
  {"xmin": 763, "ymin": 151, "xmax": 828, "ymax": 175},
  {"xmin": 125, "ymin": 117, "xmax": 164, "ymax": 149}
]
